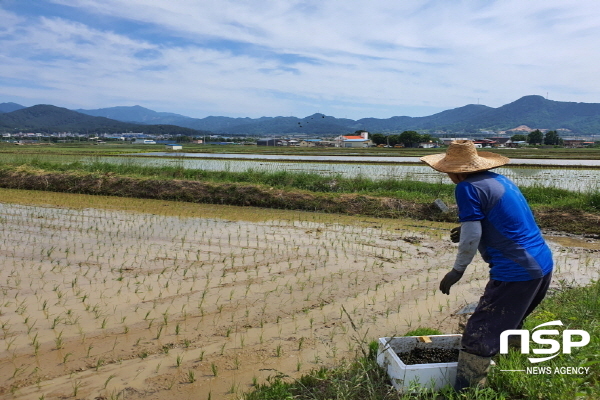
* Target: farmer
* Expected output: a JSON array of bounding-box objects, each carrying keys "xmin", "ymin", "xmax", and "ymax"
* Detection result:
[{"xmin": 420, "ymin": 140, "xmax": 553, "ymax": 391}]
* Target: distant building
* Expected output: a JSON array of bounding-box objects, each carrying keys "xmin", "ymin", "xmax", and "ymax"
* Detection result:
[
  {"xmin": 440, "ymin": 138, "xmax": 469, "ymax": 145},
  {"xmin": 299, "ymin": 139, "xmax": 321, "ymax": 147},
  {"xmin": 342, "ymin": 139, "xmax": 372, "ymax": 148},
  {"xmin": 487, "ymin": 137, "xmax": 511, "ymax": 147},
  {"xmin": 335, "ymin": 131, "xmax": 372, "ymax": 147},
  {"xmin": 134, "ymin": 139, "xmax": 156, "ymax": 144},
  {"xmin": 165, "ymin": 144, "xmax": 182, "ymax": 150},
  {"xmin": 473, "ymin": 139, "xmax": 497, "ymax": 148},
  {"xmin": 257, "ymin": 138, "xmax": 277, "ymax": 146},
  {"xmin": 563, "ymin": 139, "xmax": 593, "ymax": 148}
]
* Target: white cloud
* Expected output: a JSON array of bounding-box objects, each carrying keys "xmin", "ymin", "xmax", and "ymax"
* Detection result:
[{"xmin": 2, "ymin": 1, "xmax": 600, "ymax": 118}]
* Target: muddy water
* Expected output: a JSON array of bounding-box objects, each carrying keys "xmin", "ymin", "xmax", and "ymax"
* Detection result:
[{"xmin": 0, "ymin": 199, "xmax": 597, "ymax": 400}]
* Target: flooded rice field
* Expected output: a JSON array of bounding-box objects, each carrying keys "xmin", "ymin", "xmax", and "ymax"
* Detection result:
[
  {"xmin": 113, "ymin": 155, "xmax": 600, "ymax": 192},
  {"xmin": 0, "ymin": 193, "xmax": 598, "ymax": 400}
]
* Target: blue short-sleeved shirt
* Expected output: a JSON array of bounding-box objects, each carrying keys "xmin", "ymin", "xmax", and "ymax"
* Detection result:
[{"xmin": 456, "ymin": 171, "xmax": 553, "ymax": 281}]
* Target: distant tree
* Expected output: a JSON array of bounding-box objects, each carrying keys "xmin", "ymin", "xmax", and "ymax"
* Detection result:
[
  {"xmin": 398, "ymin": 130, "xmax": 422, "ymax": 147},
  {"xmin": 387, "ymin": 135, "xmax": 401, "ymax": 146},
  {"xmin": 544, "ymin": 130, "xmax": 563, "ymax": 146},
  {"xmin": 420, "ymin": 134, "xmax": 433, "ymax": 143},
  {"xmin": 370, "ymin": 133, "xmax": 386, "ymax": 145},
  {"xmin": 527, "ymin": 129, "xmax": 544, "ymax": 145},
  {"xmin": 510, "ymin": 134, "xmax": 527, "ymax": 142},
  {"xmin": 176, "ymin": 135, "xmax": 192, "ymax": 143}
]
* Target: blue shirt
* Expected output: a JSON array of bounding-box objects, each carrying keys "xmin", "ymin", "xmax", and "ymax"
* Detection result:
[{"xmin": 456, "ymin": 171, "xmax": 553, "ymax": 281}]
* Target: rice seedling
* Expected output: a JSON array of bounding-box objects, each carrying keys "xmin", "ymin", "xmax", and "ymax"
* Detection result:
[{"xmin": 187, "ymin": 369, "xmax": 196, "ymax": 383}]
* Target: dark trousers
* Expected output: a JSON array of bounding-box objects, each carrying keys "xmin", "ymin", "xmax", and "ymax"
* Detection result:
[{"xmin": 461, "ymin": 272, "xmax": 552, "ymax": 357}]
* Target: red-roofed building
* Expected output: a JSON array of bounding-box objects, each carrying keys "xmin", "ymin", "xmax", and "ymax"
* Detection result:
[
  {"xmin": 342, "ymin": 135, "xmax": 365, "ymax": 140},
  {"xmin": 335, "ymin": 131, "xmax": 372, "ymax": 147}
]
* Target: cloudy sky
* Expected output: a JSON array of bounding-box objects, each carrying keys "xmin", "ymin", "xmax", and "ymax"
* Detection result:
[{"xmin": 1, "ymin": 1, "xmax": 599, "ymax": 119}]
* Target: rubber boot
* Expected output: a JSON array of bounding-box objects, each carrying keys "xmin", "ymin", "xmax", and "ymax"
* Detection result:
[{"xmin": 454, "ymin": 350, "xmax": 491, "ymax": 392}]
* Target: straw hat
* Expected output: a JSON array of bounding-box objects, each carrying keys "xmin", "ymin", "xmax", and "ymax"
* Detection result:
[{"xmin": 420, "ymin": 140, "xmax": 509, "ymax": 173}]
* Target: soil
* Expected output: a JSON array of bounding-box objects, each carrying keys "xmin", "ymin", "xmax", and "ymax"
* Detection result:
[{"xmin": 397, "ymin": 348, "xmax": 460, "ymax": 364}]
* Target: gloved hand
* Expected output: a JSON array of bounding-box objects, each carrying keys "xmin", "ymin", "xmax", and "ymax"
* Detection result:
[
  {"xmin": 450, "ymin": 226, "xmax": 461, "ymax": 243},
  {"xmin": 440, "ymin": 269, "xmax": 464, "ymax": 295}
]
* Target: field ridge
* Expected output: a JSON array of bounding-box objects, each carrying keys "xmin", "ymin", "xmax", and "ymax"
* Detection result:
[{"xmin": 0, "ymin": 166, "xmax": 598, "ymax": 237}]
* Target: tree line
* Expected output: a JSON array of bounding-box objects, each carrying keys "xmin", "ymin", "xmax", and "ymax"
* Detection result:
[
  {"xmin": 510, "ymin": 130, "xmax": 563, "ymax": 146},
  {"xmin": 368, "ymin": 131, "xmax": 434, "ymax": 147}
]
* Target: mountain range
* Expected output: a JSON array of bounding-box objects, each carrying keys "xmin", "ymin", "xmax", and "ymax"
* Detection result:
[
  {"xmin": 2, "ymin": 95, "xmax": 600, "ymax": 135},
  {"xmin": 0, "ymin": 104, "xmax": 208, "ymax": 136}
]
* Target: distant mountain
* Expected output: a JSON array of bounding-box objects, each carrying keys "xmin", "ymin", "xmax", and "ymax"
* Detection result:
[
  {"xmin": 75, "ymin": 106, "xmax": 356, "ymax": 134},
  {"xmin": 353, "ymin": 96, "xmax": 600, "ymax": 134},
  {"xmin": 75, "ymin": 96, "xmax": 600, "ymax": 135},
  {"xmin": 463, "ymin": 95, "xmax": 600, "ymax": 133},
  {"xmin": 0, "ymin": 105, "xmax": 209, "ymax": 135},
  {"xmin": 0, "ymin": 102, "xmax": 26, "ymax": 113},
  {"xmin": 353, "ymin": 104, "xmax": 493, "ymax": 132},
  {"xmin": 76, "ymin": 105, "xmax": 192, "ymax": 124},
  {"xmin": 4, "ymin": 95, "xmax": 600, "ymax": 135}
]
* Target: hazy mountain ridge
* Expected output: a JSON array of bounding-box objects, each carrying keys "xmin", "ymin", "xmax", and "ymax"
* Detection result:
[
  {"xmin": 74, "ymin": 105, "xmax": 189, "ymax": 124},
  {"xmin": 3, "ymin": 95, "xmax": 600, "ymax": 134},
  {"xmin": 0, "ymin": 102, "xmax": 26, "ymax": 113},
  {"xmin": 0, "ymin": 104, "xmax": 208, "ymax": 135}
]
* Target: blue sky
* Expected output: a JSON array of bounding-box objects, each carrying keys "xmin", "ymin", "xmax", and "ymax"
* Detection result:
[{"xmin": 1, "ymin": 1, "xmax": 600, "ymax": 119}]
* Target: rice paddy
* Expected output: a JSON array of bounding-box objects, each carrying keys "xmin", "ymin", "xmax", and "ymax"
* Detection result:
[{"xmin": 0, "ymin": 189, "xmax": 598, "ymax": 400}]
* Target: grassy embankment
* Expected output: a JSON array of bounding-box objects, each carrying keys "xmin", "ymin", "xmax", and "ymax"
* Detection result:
[
  {"xmin": 244, "ymin": 280, "xmax": 600, "ymax": 400},
  {"xmin": 0, "ymin": 154, "xmax": 598, "ymax": 235}
]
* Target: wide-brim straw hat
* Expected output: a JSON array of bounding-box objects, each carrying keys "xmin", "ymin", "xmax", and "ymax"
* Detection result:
[{"xmin": 420, "ymin": 140, "xmax": 509, "ymax": 173}]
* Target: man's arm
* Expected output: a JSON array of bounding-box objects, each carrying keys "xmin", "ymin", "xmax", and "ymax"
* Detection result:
[
  {"xmin": 440, "ymin": 220, "xmax": 482, "ymax": 294},
  {"xmin": 453, "ymin": 220, "xmax": 482, "ymax": 272}
]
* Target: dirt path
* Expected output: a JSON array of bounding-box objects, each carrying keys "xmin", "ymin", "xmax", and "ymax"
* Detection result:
[{"xmin": 0, "ymin": 192, "xmax": 598, "ymax": 400}]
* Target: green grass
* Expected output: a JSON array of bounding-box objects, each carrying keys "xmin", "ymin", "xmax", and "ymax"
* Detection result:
[
  {"xmin": 0, "ymin": 157, "xmax": 457, "ymax": 202},
  {"xmin": 2, "ymin": 157, "xmax": 600, "ymax": 212},
  {"xmin": 244, "ymin": 280, "xmax": 600, "ymax": 400},
  {"xmin": 404, "ymin": 328, "xmax": 443, "ymax": 336}
]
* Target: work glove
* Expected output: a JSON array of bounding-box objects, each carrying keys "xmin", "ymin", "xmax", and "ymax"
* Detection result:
[
  {"xmin": 450, "ymin": 226, "xmax": 461, "ymax": 243},
  {"xmin": 439, "ymin": 269, "xmax": 464, "ymax": 295}
]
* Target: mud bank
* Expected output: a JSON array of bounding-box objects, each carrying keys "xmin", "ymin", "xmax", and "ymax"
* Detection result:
[
  {"xmin": 0, "ymin": 168, "xmax": 450, "ymax": 219},
  {"xmin": 0, "ymin": 168, "xmax": 598, "ymax": 236}
]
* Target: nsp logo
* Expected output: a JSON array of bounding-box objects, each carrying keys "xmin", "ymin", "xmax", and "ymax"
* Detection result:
[{"xmin": 500, "ymin": 320, "xmax": 590, "ymax": 363}]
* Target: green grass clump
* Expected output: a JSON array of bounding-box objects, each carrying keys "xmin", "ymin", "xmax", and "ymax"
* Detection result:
[
  {"xmin": 243, "ymin": 342, "xmax": 404, "ymax": 400},
  {"xmin": 404, "ymin": 328, "xmax": 443, "ymax": 336}
]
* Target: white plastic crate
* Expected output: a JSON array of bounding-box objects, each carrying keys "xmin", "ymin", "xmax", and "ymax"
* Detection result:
[{"xmin": 377, "ymin": 335, "xmax": 462, "ymax": 392}]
